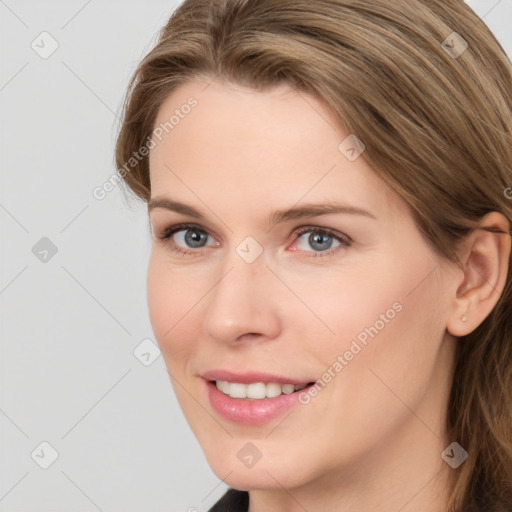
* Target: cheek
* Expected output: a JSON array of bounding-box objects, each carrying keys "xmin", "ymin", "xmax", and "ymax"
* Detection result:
[
  {"xmin": 297, "ymin": 253, "xmax": 445, "ymax": 412},
  {"xmin": 324, "ymin": 263, "xmax": 448, "ymax": 435},
  {"xmin": 146, "ymin": 255, "xmax": 202, "ymax": 364},
  {"xmin": 285, "ymin": 263, "xmax": 406, "ymax": 358},
  {"xmin": 147, "ymin": 257, "xmax": 173, "ymax": 342}
]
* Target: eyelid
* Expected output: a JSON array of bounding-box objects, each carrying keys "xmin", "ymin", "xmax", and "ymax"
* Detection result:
[
  {"xmin": 156, "ymin": 222, "xmax": 220, "ymax": 243},
  {"xmin": 293, "ymin": 225, "xmax": 352, "ymax": 243}
]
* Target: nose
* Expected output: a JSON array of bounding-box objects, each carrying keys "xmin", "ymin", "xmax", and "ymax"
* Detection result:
[{"xmin": 202, "ymin": 252, "xmax": 282, "ymax": 345}]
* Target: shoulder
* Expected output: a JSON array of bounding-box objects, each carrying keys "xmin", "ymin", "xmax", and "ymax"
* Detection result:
[{"xmin": 208, "ymin": 488, "xmax": 249, "ymax": 512}]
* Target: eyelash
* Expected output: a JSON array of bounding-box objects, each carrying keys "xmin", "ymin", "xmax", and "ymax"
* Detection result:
[{"xmin": 155, "ymin": 222, "xmax": 352, "ymax": 258}]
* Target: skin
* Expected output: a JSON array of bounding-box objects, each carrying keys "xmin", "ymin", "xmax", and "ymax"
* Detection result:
[{"xmin": 146, "ymin": 78, "xmax": 511, "ymax": 512}]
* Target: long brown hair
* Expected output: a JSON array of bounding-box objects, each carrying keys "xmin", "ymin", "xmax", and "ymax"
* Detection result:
[{"xmin": 115, "ymin": 1, "xmax": 512, "ymax": 509}]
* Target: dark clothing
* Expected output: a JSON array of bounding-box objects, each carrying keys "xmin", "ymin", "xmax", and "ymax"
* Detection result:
[{"xmin": 208, "ymin": 489, "xmax": 249, "ymax": 512}]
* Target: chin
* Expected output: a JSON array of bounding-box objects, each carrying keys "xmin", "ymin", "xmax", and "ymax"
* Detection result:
[
  {"xmin": 212, "ymin": 465, "xmax": 302, "ymax": 492},
  {"xmin": 201, "ymin": 441, "xmax": 313, "ymax": 492}
]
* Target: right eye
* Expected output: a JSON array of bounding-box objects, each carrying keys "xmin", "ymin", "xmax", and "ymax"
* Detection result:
[{"xmin": 156, "ymin": 223, "xmax": 219, "ymax": 255}]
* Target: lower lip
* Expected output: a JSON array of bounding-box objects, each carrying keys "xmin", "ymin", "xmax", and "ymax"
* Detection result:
[{"xmin": 205, "ymin": 380, "xmax": 313, "ymax": 425}]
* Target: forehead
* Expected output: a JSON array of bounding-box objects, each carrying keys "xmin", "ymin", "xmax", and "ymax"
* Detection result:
[{"xmin": 149, "ymin": 79, "xmax": 405, "ymax": 220}]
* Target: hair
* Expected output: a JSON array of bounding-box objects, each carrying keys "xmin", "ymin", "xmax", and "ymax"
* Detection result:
[{"xmin": 114, "ymin": 1, "xmax": 512, "ymax": 510}]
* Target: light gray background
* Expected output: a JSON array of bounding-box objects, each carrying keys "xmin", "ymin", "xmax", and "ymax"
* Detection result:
[{"xmin": 1, "ymin": 1, "xmax": 511, "ymax": 511}]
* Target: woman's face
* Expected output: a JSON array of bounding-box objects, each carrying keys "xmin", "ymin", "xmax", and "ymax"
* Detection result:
[{"xmin": 147, "ymin": 79, "xmax": 458, "ymax": 491}]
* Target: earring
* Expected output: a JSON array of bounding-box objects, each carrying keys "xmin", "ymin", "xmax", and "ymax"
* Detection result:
[{"xmin": 461, "ymin": 315, "xmax": 467, "ymax": 322}]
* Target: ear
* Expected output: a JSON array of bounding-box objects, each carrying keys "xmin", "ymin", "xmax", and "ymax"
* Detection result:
[{"xmin": 446, "ymin": 212, "xmax": 511, "ymax": 337}]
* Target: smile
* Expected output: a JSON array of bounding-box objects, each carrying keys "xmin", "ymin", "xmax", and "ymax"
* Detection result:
[
  {"xmin": 201, "ymin": 370, "xmax": 316, "ymax": 424},
  {"xmin": 215, "ymin": 380, "xmax": 309, "ymax": 399}
]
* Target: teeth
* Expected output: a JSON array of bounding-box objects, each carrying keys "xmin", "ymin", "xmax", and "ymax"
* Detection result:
[
  {"xmin": 247, "ymin": 382, "xmax": 266, "ymax": 399},
  {"xmin": 282, "ymin": 384, "xmax": 295, "ymax": 394},
  {"xmin": 215, "ymin": 381, "xmax": 308, "ymax": 399},
  {"xmin": 229, "ymin": 383, "xmax": 247, "ymax": 398}
]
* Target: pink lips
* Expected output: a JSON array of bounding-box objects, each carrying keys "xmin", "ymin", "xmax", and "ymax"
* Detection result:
[
  {"xmin": 201, "ymin": 369, "xmax": 312, "ymax": 386},
  {"xmin": 201, "ymin": 370, "xmax": 314, "ymax": 425}
]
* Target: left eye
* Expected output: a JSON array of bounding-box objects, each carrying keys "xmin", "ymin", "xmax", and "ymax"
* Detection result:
[{"xmin": 293, "ymin": 228, "xmax": 348, "ymax": 253}]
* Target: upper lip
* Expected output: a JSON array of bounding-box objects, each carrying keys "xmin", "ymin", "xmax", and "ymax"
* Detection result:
[{"xmin": 201, "ymin": 369, "xmax": 313, "ymax": 386}]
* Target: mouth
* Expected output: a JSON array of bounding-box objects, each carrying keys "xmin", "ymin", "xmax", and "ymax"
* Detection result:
[{"xmin": 201, "ymin": 370, "xmax": 317, "ymax": 424}]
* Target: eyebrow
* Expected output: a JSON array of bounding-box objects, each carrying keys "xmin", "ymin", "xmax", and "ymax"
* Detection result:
[{"xmin": 147, "ymin": 196, "xmax": 377, "ymax": 225}]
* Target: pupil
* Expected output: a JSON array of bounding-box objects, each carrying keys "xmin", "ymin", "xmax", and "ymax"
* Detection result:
[
  {"xmin": 185, "ymin": 230, "xmax": 207, "ymax": 247},
  {"xmin": 309, "ymin": 232, "xmax": 332, "ymax": 251}
]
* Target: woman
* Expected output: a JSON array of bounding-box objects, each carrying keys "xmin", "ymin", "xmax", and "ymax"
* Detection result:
[{"xmin": 115, "ymin": 1, "xmax": 512, "ymax": 510}]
